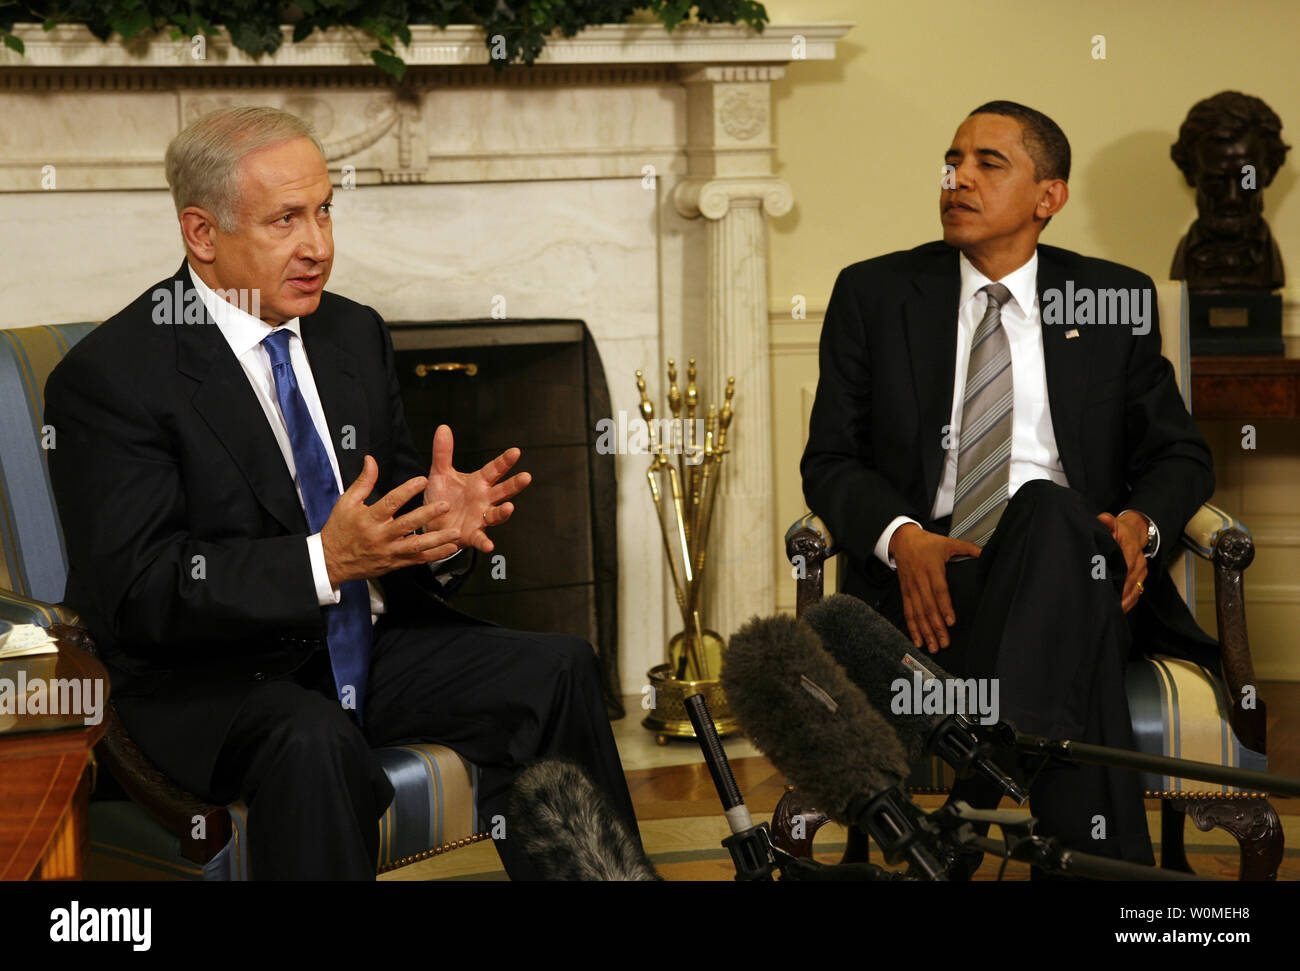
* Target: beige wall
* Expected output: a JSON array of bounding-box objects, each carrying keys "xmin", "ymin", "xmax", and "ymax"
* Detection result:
[{"xmin": 765, "ymin": 0, "xmax": 1300, "ymax": 678}]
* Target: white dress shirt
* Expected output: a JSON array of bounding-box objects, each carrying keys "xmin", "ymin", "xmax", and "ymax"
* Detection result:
[
  {"xmin": 874, "ymin": 250, "xmax": 1069, "ymax": 567},
  {"xmin": 188, "ymin": 262, "xmax": 451, "ymax": 624}
]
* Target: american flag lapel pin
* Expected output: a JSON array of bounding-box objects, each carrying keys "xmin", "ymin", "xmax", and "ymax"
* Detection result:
[{"xmin": 1065, "ymin": 328, "xmax": 1080, "ymax": 340}]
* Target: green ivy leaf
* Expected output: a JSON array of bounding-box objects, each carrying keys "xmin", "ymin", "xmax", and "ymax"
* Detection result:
[
  {"xmin": 112, "ymin": 6, "xmax": 153, "ymax": 40},
  {"xmin": 0, "ymin": 1, "xmax": 770, "ymax": 69},
  {"xmin": 370, "ymin": 48, "xmax": 406, "ymax": 80},
  {"xmin": 658, "ymin": 0, "xmax": 693, "ymax": 33}
]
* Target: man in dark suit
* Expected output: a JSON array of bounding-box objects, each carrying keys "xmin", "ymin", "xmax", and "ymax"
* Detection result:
[
  {"xmin": 44, "ymin": 105, "xmax": 640, "ymax": 879},
  {"xmin": 802, "ymin": 101, "xmax": 1215, "ymax": 871}
]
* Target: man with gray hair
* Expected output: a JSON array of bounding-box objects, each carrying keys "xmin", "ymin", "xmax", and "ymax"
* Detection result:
[{"xmin": 44, "ymin": 105, "xmax": 641, "ymax": 879}]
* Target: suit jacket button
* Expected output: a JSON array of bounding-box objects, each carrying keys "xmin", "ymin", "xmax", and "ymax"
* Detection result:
[{"xmin": 253, "ymin": 671, "xmax": 266, "ymax": 680}]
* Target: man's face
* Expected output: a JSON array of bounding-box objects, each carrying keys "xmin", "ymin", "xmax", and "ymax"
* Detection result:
[
  {"xmin": 940, "ymin": 113, "xmax": 1054, "ymax": 253},
  {"xmin": 210, "ymin": 136, "xmax": 334, "ymax": 325},
  {"xmin": 1193, "ymin": 132, "xmax": 1266, "ymax": 237}
]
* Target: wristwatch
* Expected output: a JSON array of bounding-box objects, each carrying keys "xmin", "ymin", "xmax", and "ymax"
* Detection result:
[{"xmin": 1120, "ymin": 509, "xmax": 1159, "ymax": 559}]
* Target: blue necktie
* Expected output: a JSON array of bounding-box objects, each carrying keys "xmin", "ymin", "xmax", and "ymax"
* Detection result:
[{"xmin": 262, "ymin": 328, "xmax": 372, "ymax": 721}]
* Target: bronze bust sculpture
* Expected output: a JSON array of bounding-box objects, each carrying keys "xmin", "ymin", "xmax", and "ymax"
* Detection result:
[{"xmin": 1171, "ymin": 91, "xmax": 1289, "ymax": 291}]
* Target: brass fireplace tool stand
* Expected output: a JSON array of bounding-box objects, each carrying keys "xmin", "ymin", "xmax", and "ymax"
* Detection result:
[{"xmin": 639, "ymin": 358, "xmax": 741, "ymax": 743}]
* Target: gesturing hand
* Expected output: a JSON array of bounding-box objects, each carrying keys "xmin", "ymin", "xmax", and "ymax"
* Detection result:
[
  {"xmin": 889, "ymin": 523, "xmax": 983, "ymax": 653},
  {"xmin": 320, "ymin": 455, "xmax": 461, "ymax": 588},
  {"xmin": 424, "ymin": 424, "xmax": 532, "ymax": 554}
]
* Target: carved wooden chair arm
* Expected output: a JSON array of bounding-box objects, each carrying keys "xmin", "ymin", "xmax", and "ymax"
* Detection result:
[
  {"xmin": 50, "ymin": 623, "xmax": 232, "ymax": 865},
  {"xmin": 785, "ymin": 513, "xmax": 833, "ymax": 617},
  {"xmin": 1179, "ymin": 503, "xmax": 1263, "ymax": 752}
]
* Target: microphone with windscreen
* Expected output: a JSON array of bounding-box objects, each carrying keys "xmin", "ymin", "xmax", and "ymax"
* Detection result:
[
  {"xmin": 684, "ymin": 691, "xmax": 899, "ymax": 881},
  {"xmin": 721, "ymin": 613, "xmax": 949, "ymax": 880},
  {"xmin": 803, "ymin": 593, "xmax": 1027, "ymax": 804},
  {"xmin": 507, "ymin": 760, "xmax": 660, "ymax": 880}
]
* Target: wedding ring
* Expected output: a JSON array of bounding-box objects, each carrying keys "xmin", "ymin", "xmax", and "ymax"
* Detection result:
[{"xmin": 1136, "ymin": 580, "xmax": 1144, "ymax": 593}]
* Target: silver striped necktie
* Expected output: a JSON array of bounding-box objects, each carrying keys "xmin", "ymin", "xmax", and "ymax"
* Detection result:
[{"xmin": 949, "ymin": 282, "xmax": 1014, "ymax": 546}]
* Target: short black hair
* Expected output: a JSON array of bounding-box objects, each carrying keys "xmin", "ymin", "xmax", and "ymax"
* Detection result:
[{"xmin": 967, "ymin": 100, "xmax": 1071, "ymax": 183}]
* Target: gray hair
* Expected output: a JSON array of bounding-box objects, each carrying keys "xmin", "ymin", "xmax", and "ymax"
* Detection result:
[{"xmin": 164, "ymin": 106, "xmax": 326, "ymax": 234}]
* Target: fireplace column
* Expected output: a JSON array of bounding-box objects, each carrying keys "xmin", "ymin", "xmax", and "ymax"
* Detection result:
[{"xmin": 673, "ymin": 66, "xmax": 793, "ymax": 639}]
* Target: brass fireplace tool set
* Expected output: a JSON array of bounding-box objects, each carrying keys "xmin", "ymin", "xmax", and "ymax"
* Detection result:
[{"xmin": 638, "ymin": 359, "xmax": 741, "ymax": 742}]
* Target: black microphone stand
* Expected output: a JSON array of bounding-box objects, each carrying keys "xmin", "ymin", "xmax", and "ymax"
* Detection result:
[
  {"xmin": 928, "ymin": 801, "xmax": 1209, "ymax": 881},
  {"xmin": 986, "ymin": 725, "xmax": 1300, "ymax": 796},
  {"xmin": 844, "ymin": 785, "xmax": 950, "ymax": 880},
  {"xmin": 684, "ymin": 691, "xmax": 901, "ymax": 881},
  {"xmin": 929, "ymin": 713, "xmax": 1028, "ymax": 803}
]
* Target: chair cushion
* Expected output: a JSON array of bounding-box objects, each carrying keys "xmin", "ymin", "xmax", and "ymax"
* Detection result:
[
  {"xmin": 1126, "ymin": 654, "xmax": 1267, "ymax": 795},
  {"xmin": 88, "ymin": 742, "xmax": 482, "ymax": 880},
  {"xmin": 373, "ymin": 743, "xmax": 481, "ymax": 872}
]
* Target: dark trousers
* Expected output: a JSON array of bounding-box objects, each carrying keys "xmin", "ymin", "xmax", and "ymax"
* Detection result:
[
  {"xmin": 206, "ymin": 617, "xmax": 640, "ymax": 880},
  {"xmin": 876, "ymin": 480, "xmax": 1155, "ymax": 866}
]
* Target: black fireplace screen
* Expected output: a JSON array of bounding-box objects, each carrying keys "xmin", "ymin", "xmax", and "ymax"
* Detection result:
[{"xmin": 387, "ymin": 319, "xmax": 623, "ymax": 719}]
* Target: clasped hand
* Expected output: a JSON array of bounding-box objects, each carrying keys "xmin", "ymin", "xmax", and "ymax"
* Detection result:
[
  {"xmin": 321, "ymin": 424, "xmax": 531, "ymax": 587},
  {"xmin": 1098, "ymin": 510, "xmax": 1149, "ymax": 614}
]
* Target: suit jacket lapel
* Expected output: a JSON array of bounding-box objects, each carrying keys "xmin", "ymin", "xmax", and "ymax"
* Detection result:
[
  {"xmin": 902, "ymin": 248, "xmax": 961, "ymax": 507},
  {"xmin": 300, "ymin": 319, "xmax": 368, "ymax": 493},
  {"xmin": 171, "ymin": 260, "xmax": 371, "ymax": 533},
  {"xmin": 1036, "ymin": 249, "xmax": 1093, "ymax": 494}
]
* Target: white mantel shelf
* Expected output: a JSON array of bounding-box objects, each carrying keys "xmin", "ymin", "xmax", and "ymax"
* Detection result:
[{"xmin": 1, "ymin": 22, "xmax": 850, "ymax": 68}]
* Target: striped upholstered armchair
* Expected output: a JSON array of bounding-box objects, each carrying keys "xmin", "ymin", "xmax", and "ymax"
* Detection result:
[
  {"xmin": 0, "ymin": 322, "xmax": 487, "ymax": 879},
  {"xmin": 774, "ymin": 281, "xmax": 1282, "ymax": 881}
]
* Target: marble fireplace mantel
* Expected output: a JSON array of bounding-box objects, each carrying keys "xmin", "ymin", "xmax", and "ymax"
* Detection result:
[
  {"xmin": 0, "ymin": 20, "xmax": 852, "ymax": 692},
  {"xmin": 3, "ymin": 22, "xmax": 848, "ymax": 69}
]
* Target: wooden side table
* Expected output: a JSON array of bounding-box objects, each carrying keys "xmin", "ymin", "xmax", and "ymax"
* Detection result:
[
  {"xmin": 1191, "ymin": 355, "xmax": 1300, "ymax": 419},
  {"xmin": 0, "ymin": 638, "xmax": 108, "ymax": 880}
]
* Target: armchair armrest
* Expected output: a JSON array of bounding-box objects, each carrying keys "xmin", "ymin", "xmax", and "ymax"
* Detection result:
[
  {"xmin": 1179, "ymin": 503, "xmax": 1263, "ymax": 753},
  {"xmin": 1181, "ymin": 503, "xmax": 1253, "ymax": 564},
  {"xmin": 0, "ymin": 587, "xmax": 82, "ymax": 628},
  {"xmin": 786, "ymin": 513, "xmax": 835, "ymax": 618},
  {"xmin": 784, "ymin": 512, "xmax": 837, "ymax": 558}
]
